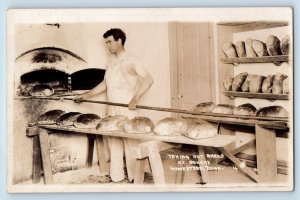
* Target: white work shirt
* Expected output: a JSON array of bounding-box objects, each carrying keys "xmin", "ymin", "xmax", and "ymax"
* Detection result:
[{"xmin": 105, "ymin": 51, "xmax": 148, "ymax": 118}]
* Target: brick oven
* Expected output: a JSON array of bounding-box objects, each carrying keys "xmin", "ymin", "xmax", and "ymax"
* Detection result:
[{"xmin": 13, "ymin": 45, "xmax": 107, "ymax": 183}]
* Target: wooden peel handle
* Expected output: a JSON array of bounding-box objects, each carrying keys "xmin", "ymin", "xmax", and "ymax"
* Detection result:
[{"xmin": 23, "ymin": 96, "xmax": 289, "ymax": 122}]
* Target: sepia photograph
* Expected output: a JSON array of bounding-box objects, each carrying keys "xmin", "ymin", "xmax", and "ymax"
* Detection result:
[{"xmin": 6, "ymin": 8, "xmax": 293, "ymax": 192}]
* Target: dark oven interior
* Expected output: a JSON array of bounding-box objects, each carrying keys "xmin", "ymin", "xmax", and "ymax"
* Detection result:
[
  {"xmin": 17, "ymin": 47, "xmax": 106, "ymax": 96},
  {"xmin": 20, "ymin": 68, "xmax": 106, "ymax": 91}
]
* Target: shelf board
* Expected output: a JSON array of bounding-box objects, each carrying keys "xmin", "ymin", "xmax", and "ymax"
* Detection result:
[
  {"xmin": 221, "ymin": 55, "xmax": 289, "ymax": 65},
  {"xmin": 182, "ymin": 115, "xmax": 288, "ymax": 130},
  {"xmin": 222, "ymin": 91, "xmax": 289, "ymax": 100},
  {"xmin": 217, "ymin": 21, "xmax": 288, "ymax": 32}
]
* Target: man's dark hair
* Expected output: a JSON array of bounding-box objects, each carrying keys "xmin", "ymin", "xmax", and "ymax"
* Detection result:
[{"xmin": 103, "ymin": 28, "xmax": 126, "ymax": 45}]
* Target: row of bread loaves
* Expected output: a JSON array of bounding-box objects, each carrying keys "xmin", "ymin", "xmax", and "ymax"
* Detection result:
[
  {"xmin": 223, "ymin": 35, "xmax": 290, "ymax": 58},
  {"xmin": 192, "ymin": 102, "xmax": 288, "ymax": 118},
  {"xmin": 33, "ymin": 106, "xmax": 287, "ymax": 140},
  {"xmin": 35, "ymin": 110, "xmax": 101, "ymax": 129},
  {"xmin": 97, "ymin": 115, "xmax": 217, "ymax": 139},
  {"xmin": 223, "ymin": 72, "xmax": 289, "ymax": 94}
]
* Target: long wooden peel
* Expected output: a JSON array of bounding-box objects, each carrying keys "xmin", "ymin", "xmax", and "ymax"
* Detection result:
[{"xmin": 22, "ymin": 96, "xmax": 289, "ymax": 122}]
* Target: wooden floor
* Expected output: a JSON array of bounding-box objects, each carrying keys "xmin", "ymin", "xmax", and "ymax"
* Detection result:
[{"xmin": 19, "ymin": 163, "xmax": 288, "ymax": 186}]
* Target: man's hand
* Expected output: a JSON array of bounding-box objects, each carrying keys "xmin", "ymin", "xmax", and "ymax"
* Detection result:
[
  {"xmin": 128, "ymin": 97, "xmax": 139, "ymax": 110},
  {"xmin": 73, "ymin": 93, "xmax": 88, "ymax": 103}
]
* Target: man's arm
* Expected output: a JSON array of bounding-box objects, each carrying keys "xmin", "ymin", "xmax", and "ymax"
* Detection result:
[
  {"xmin": 74, "ymin": 80, "xmax": 107, "ymax": 102},
  {"xmin": 128, "ymin": 60, "xmax": 154, "ymax": 110}
]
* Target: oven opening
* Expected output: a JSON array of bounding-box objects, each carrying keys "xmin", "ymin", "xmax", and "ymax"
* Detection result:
[
  {"xmin": 19, "ymin": 68, "xmax": 105, "ymax": 97},
  {"xmin": 71, "ymin": 68, "xmax": 106, "ymax": 90},
  {"xmin": 21, "ymin": 69, "xmax": 69, "ymax": 90}
]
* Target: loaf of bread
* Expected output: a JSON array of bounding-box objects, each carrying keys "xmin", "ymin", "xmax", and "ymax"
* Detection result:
[
  {"xmin": 29, "ymin": 84, "xmax": 54, "ymax": 97},
  {"xmin": 96, "ymin": 115, "xmax": 128, "ymax": 131},
  {"xmin": 241, "ymin": 74, "xmax": 256, "ymax": 92},
  {"xmin": 212, "ymin": 104, "xmax": 235, "ymax": 114},
  {"xmin": 283, "ymin": 77, "xmax": 289, "ymax": 94},
  {"xmin": 56, "ymin": 112, "xmax": 81, "ymax": 126},
  {"xmin": 272, "ymin": 73, "xmax": 288, "ymax": 94},
  {"xmin": 262, "ymin": 75, "xmax": 274, "ymax": 93},
  {"xmin": 266, "ymin": 35, "xmax": 282, "ymax": 56},
  {"xmin": 222, "ymin": 42, "xmax": 238, "ymax": 58},
  {"xmin": 235, "ymin": 41, "xmax": 246, "ymax": 57},
  {"xmin": 280, "ymin": 35, "xmax": 290, "ymax": 55},
  {"xmin": 192, "ymin": 102, "xmax": 216, "ymax": 113},
  {"xmin": 232, "ymin": 72, "xmax": 248, "ymax": 91},
  {"xmin": 74, "ymin": 114, "xmax": 101, "ymax": 129},
  {"xmin": 245, "ymin": 38, "xmax": 258, "ymax": 57},
  {"xmin": 123, "ymin": 117, "xmax": 154, "ymax": 134},
  {"xmin": 249, "ymin": 75, "xmax": 265, "ymax": 93},
  {"xmin": 252, "ymin": 40, "xmax": 269, "ymax": 57},
  {"xmin": 184, "ymin": 122, "xmax": 217, "ymax": 139},
  {"xmin": 233, "ymin": 103, "xmax": 257, "ymax": 116},
  {"xmin": 256, "ymin": 106, "xmax": 288, "ymax": 118},
  {"xmin": 154, "ymin": 118, "xmax": 188, "ymax": 136},
  {"xmin": 223, "ymin": 76, "xmax": 234, "ymax": 91},
  {"xmin": 37, "ymin": 110, "xmax": 65, "ymax": 125}
]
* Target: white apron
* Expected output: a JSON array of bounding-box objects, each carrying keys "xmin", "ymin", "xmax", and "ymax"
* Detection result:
[{"xmin": 104, "ymin": 54, "xmax": 140, "ymax": 182}]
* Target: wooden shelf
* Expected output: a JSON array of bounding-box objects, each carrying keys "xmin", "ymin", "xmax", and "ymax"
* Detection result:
[
  {"xmin": 221, "ymin": 55, "xmax": 289, "ymax": 65},
  {"xmin": 217, "ymin": 21, "xmax": 288, "ymax": 32},
  {"xmin": 37, "ymin": 125, "xmax": 237, "ymax": 148},
  {"xmin": 181, "ymin": 115, "xmax": 288, "ymax": 130},
  {"xmin": 222, "ymin": 91, "xmax": 289, "ymax": 100}
]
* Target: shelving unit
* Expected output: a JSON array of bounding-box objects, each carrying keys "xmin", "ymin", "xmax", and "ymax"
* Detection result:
[
  {"xmin": 217, "ymin": 21, "xmax": 291, "ymax": 102},
  {"xmin": 217, "ymin": 21, "xmax": 292, "ymax": 181}
]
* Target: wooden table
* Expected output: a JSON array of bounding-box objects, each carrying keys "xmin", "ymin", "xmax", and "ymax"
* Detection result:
[
  {"xmin": 182, "ymin": 114, "xmax": 289, "ymax": 183},
  {"xmin": 27, "ymin": 125, "xmax": 242, "ymax": 184},
  {"xmin": 27, "ymin": 111, "xmax": 289, "ymax": 185}
]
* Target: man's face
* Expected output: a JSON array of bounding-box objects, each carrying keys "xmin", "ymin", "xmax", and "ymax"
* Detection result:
[{"xmin": 105, "ymin": 36, "xmax": 122, "ymax": 54}]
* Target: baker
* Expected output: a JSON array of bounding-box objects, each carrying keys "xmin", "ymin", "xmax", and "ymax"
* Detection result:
[{"xmin": 74, "ymin": 28, "xmax": 153, "ymax": 183}]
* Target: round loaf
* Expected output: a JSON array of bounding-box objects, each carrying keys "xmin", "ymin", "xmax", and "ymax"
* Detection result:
[
  {"xmin": 37, "ymin": 110, "xmax": 65, "ymax": 125},
  {"xmin": 123, "ymin": 117, "xmax": 154, "ymax": 134},
  {"xmin": 256, "ymin": 106, "xmax": 288, "ymax": 118},
  {"xmin": 74, "ymin": 114, "xmax": 101, "ymax": 129},
  {"xmin": 29, "ymin": 84, "xmax": 54, "ymax": 97},
  {"xmin": 233, "ymin": 103, "xmax": 257, "ymax": 116},
  {"xmin": 56, "ymin": 112, "xmax": 81, "ymax": 126},
  {"xmin": 192, "ymin": 102, "xmax": 216, "ymax": 113},
  {"xmin": 154, "ymin": 118, "xmax": 188, "ymax": 136},
  {"xmin": 185, "ymin": 122, "xmax": 217, "ymax": 139},
  {"xmin": 97, "ymin": 115, "xmax": 128, "ymax": 131},
  {"xmin": 212, "ymin": 104, "xmax": 235, "ymax": 115}
]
